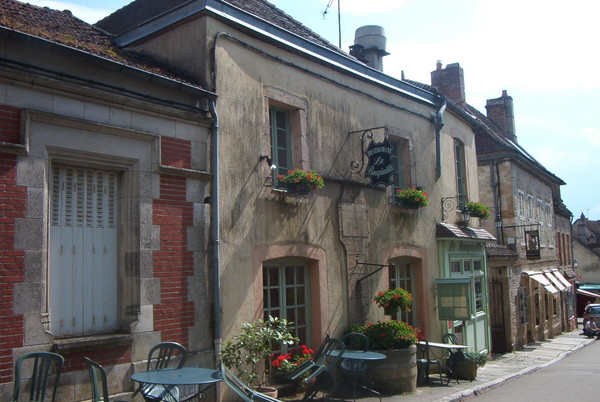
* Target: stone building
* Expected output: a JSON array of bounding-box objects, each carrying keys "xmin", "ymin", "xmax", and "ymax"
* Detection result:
[
  {"xmin": 0, "ymin": 0, "xmax": 216, "ymax": 399},
  {"xmin": 1, "ymin": 0, "xmax": 500, "ymax": 399},
  {"xmin": 572, "ymin": 214, "xmax": 600, "ymax": 310},
  {"xmin": 428, "ymin": 62, "xmax": 574, "ymax": 352}
]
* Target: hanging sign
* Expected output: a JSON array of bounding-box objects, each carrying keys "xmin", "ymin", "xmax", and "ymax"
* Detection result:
[
  {"xmin": 364, "ymin": 138, "xmax": 395, "ymax": 186},
  {"xmin": 525, "ymin": 230, "xmax": 541, "ymax": 259}
]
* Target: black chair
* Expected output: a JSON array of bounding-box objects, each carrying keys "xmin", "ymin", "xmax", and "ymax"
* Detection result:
[
  {"xmin": 442, "ymin": 333, "xmax": 462, "ymax": 384},
  {"xmin": 417, "ymin": 340, "xmax": 444, "ymax": 384},
  {"xmin": 11, "ymin": 352, "xmax": 64, "ymax": 402},
  {"xmin": 340, "ymin": 333, "xmax": 371, "ymax": 399},
  {"xmin": 133, "ymin": 342, "xmax": 189, "ymax": 401}
]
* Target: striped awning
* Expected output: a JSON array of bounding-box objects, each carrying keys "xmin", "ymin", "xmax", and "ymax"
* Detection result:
[{"xmin": 524, "ymin": 271, "xmax": 558, "ymax": 294}]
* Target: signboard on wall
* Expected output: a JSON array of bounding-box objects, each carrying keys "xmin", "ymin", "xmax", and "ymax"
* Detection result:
[
  {"xmin": 525, "ymin": 230, "xmax": 541, "ymax": 260},
  {"xmin": 364, "ymin": 138, "xmax": 395, "ymax": 186}
]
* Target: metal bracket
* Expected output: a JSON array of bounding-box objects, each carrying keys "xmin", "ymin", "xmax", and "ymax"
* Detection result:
[
  {"xmin": 348, "ymin": 125, "xmax": 388, "ymax": 176},
  {"xmin": 351, "ymin": 261, "xmax": 392, "ymax": 283}
]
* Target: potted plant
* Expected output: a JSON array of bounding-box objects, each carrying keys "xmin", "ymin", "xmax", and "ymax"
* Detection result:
[
  {"xmin": 221, "ymin": 316, "xmax": 298, "ymax": 395},
  {"xmin": 277, "ymin": 168, "xmax": 325, "ymax": 194},
  {"xmin": 372, "ymin": 288, "xmax": 413, "ymax": 316},
  {"xmin": 270, "ymin": 344, "xmax": 315, "ymax": 395},
  {"xmin": 345, "ymin": 288, "xmax": 422, "ymax": 395},
  {"xmin": 465, "ymin": 201, "xmax": 490, "ymax": 219},
  {"xmin": 394, "ymin": 187, "xmax": 429, "ymax": 209},
  {"xmin": 450, "ymin": 350, "xmax": 487, "ymax": 381}
]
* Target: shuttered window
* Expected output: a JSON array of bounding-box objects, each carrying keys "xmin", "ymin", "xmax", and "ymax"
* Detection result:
[{"xmin": 49, "ymin": 165, "xmax": 118, "ymax": 337}]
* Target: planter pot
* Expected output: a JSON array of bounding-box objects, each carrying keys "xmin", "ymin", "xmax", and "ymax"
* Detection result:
[
  {"xmin": 395, "ymin": 199, "xmax": 422, "ymax": 210},
  {"xmin": 283, "ymin": 184, "xmax": 311, "ymax": 195},
  {"xmin": 383, "ymin": 306, "xmax": 398, "ymax": 316},
  {"xmin": 366, "ymin": 345, "xmax": 417, "ymax": 395},
  {"xmin": 452, "ymin": 360, "xmax": 478, "ymax": 381},
  {"xmin": 255, "ymin": 386, "xmax": 278, "ymax": 398}
]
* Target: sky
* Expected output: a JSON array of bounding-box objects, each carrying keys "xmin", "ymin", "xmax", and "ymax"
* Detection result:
[{"xmin": 17, "ymin": 0, "xmax": 600, "ymax": 220}]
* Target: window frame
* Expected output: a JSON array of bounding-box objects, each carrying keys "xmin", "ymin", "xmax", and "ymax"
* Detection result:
[{"xmin": 453, "ymin": 138, "xmax": 467, "ymax": 207}]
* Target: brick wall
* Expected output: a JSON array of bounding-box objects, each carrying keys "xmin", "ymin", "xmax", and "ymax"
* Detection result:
[
  {"xmin": 61, "ymin": 346, "xmax": 132, "ymax": 373},
  {"xmin": 153, "ymin": 174, "xmax": 195, "ymax": 346},
  {"xmin": 0, "ymin": 105, "xmax": 25, "ymax": 383},
  {"xmin": 161, "ymin": 137, "xmax": 192, "ymax": 170}
]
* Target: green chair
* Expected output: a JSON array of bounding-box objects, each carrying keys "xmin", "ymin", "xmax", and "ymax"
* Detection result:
[
  {"xmin": 11, "ymin": 352, "xmax": 64, "ymax": 402},
  {"xmin": 417, "ymin": 340, "xmax": 444, "ymax": 384},
  {"xmin": 84, "ymin": 357, "xmax": 128, "ymax": 402},
  {"xmin": 301, "ymin": 337, "xmax": 345, "ymax": 401},
  {"xmin": 133, "ymin": 342, "xmax": 188, "ymax": 401},
  {"xmin": 221, "ymin": 363, "xmax": 280, "ymax": 402}
]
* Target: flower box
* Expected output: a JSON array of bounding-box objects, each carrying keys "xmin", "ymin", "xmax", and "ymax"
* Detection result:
[
  {"xmin": 394, "ymin": 188, "xmax": 428, "ymax": 209},
  {"xmin": 277, "ymin": 169, "xmax": 324, "ymax": 194}
]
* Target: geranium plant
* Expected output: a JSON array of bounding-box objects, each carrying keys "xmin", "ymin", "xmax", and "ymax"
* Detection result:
[
  {"xmin": 347, "ymin": 320, "xmax": 423, "ymax": 350},
  {"xmin": 277, "ymin": 169, "xmax": 325, "ymax": 193},
  {"xmin": 465, "ymin": 201, "xmax": 490, "ymax": 219},
  {"xmin": 394, "ymin": 187, "xmax": 429, "ymax": 208},
  {"xmin": 221, "ymin": 316, "xmax": 298, "ymax": 388},
  {"xmin": 373, "ymin": 288, "xmax": 413, "ymax": 315},
  {"xmin": 271, "ymin": 344, "xmax": 315, "ymax": 380}
]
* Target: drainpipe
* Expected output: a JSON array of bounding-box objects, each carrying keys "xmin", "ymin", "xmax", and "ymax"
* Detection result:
[
  {"xmin": 211, "ymin": 32, "xmax": 229, "ymax": 361},
  {"xmin": 432, "ymin": 93, "xmax": 447, "ymax": 180}
]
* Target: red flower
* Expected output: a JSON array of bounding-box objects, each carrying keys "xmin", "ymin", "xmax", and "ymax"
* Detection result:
[{"xmin": 272, "ymin": 360, "xmax": 281, "ymax": 367}]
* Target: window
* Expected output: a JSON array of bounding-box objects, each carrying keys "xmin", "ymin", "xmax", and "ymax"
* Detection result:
[
  {"xmin": 388, "ymin": 260, "xmax": 415, "ymax": 325},
  {"xmin": 269, "ymin": 107, "xmax": 292, "ymax": 178},
  {"xmin": 453, "ymin": 139, "xmax": 467, "ymax": 207},
  {"xmin": 49, "ymin": 165, "xmax": 118, "ymax": 337},
  {"xmin": 389, "ymin": 138, "xmax": 411, "ymax": 192},
  {"xmin": 473, "ymin": 277, "xmax": 484, "ymax": 313},
  {"xmin": 263, "ymin": 260, "xmax": 310, "ymax": 344}
]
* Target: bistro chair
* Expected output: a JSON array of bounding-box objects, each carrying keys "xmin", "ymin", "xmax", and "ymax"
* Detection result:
[
  {"xmin": 417, "ymin": 340, "xmax": 444, "ymax": 385},
  {"xmin": 442, "ymin": 333, "xmax": 463, "ymax": 384},
  {"xmin": 286, "ymin": 334, "xmax": 331, "ymax": 381},
  {"xmin": 340, "ymin": 333, "xmax": 376, "ymax": 401},
  {"xmin": 84, "ymin": 357, "xmax": 128, "ymax": 402},
  {"xmin": 133, "ymin": 342, "xmax": 189, "ymax": 401},
  {"xmin": 11, "ymin": 352, "xmax": 64, "ymax": 402},
  {"xmin": 221, "ymin": 363, "xmax": 281, "ymax": 402},
  {"xmin": 301, "ymin": 337, "xmax": 345, "ymax": 401}
]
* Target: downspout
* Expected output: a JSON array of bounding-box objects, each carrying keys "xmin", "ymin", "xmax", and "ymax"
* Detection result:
[
  {"xmin": 432, "ymin": 93, "xmax": 447, "ymax": 180},
  {"xmin": 211, "ymin": 32, "xmax": 230, "ymax": 361}
]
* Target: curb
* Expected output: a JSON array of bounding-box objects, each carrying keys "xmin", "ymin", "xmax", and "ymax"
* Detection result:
[{"xmin": 436, "ymin": 336, "xmax": 596, "ymax": 401}]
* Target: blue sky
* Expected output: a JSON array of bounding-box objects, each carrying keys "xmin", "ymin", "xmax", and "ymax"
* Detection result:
[{"xmin": 18, "ymin": 0, "xmax": 600, "ymax": 220}]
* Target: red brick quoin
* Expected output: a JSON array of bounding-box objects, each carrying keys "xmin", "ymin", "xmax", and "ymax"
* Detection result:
[
  {"xmin": 152, "ymin": 174, "xmax": 195, "ymax": 346},
  {"xmin": 0, "ymin": 104, "xmax": 26, "ymax": 384}
]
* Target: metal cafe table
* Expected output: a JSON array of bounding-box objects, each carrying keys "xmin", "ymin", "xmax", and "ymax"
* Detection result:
[
  {"xmin": 417, "ymin": 341, "xmax": 469, "ymax": 384},
  {"xmin": 131, "ymin": 367, "xmax": 222, "ymax": 401},
  {"xmin": 327, "ymin": 349, "xmax": 387, "ymax": 401}
]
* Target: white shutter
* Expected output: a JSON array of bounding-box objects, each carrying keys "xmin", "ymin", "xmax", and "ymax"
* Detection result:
[{"xmin": 50, "ymin": 166, "xmax": 118, "ymax": 337}]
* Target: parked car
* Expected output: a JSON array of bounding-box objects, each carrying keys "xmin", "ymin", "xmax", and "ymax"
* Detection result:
[{"xmin": 583, "ymin": 304, "xmax": 600, "ymax": 337}]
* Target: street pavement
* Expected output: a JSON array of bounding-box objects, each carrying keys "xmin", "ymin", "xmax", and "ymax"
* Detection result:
[{"xmin": 391, "ymin": 327, "xmax": 594, "ymax": 401}]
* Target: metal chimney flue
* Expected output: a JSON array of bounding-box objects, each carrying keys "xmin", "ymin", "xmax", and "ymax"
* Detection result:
[{"xmin": 352, "ymin": 25, "xmax": 389, "ymax": 72}]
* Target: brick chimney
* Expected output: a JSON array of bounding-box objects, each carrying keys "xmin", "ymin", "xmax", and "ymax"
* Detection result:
[
  {"xmin": 485, "ymin": 90, "xmax": 516, "ymax": 142},
  {"xmin": 430, "ymin": 61, "xmax": 466, "ymax": 107}
]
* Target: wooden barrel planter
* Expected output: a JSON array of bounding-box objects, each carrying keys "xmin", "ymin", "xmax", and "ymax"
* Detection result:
[{"xmin": 366, "ymin": 345, "xmax": 417, "ymax": 395}]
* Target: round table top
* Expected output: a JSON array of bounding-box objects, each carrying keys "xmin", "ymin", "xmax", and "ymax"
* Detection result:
[
  {"xmin": 328, "ymin": 350, "xmax": 387, "ymax": 360},
  {"xmin": 132, "ymin": 367, "xmax": 222, "ymax": 386}
]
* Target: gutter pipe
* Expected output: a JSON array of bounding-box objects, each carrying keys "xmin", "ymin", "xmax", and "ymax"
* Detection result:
[
  {"xmin": 211, "ymin": 32, "xmax": 230, "ymax": 360},
  {"xmin": 433, "ymin": 94, "xmax": 447, "ymax": 180}
]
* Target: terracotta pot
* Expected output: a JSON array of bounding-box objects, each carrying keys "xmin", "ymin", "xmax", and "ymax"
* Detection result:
[
  {"xmin": 256, "ymin": 386, "xmax": 278, "ymax": 398},
  {"xmin": 366, "ymin": 345, "xmax": 417, "ymax": 395}
]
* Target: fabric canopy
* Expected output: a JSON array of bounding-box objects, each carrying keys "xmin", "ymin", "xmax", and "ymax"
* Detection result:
[{"xmin": 524, "ymin": 271, "xmax": 558, "ymax": 294}]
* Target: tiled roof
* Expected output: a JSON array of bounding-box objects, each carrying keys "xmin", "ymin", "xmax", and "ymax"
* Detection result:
[
  {"xmin": 1, "ymin": 0, "xmax": 201, "ymax": 86},
  {"xmin": 95, "ymin": 0, "xmax": 343, "ymax": 54},
  {"xmin": 486, "ymin": 243, "xmax": 518, "ymax": 258},
  {"xmin": 436, "ymin": 222, "xmax": 496, "ymax": 241}
]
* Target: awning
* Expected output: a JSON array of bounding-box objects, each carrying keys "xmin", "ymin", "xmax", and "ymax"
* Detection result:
[
  {"xmin": 524, "ymin": 271, "xmax": 558, "ymax": 294},
  {"xmin": 552, "ymin": 270, "xmax": 572, "ymax": 289},
  {"xmin": 577, "ymin": 288, "xmax": 600, "ymax": 299},
  {"xmin": 544, "ymin": 270, "xmax": 566, "ymax": 292}
]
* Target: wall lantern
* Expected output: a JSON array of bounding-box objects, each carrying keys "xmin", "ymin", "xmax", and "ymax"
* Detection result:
[{"xmin": 441, "ymin": 195, "xmax": 470, "ymax": 224}]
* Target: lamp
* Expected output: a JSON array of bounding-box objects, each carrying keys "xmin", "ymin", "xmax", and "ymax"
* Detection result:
[
  {"xmin": 441, "ymin": 195, "xmax": 470, "ymax": 223},
  {"xmin": 259, "ymin": 155, "xmax": 276, "ymax": 171}
]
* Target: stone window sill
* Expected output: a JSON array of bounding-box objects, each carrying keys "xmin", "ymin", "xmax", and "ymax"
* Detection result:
[{"xmin": 53, "ymin": 333, "xmax": 133, "ymax": 354}]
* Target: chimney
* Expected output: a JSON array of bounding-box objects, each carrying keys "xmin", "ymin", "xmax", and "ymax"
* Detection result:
[
  {"xmin": 430, "ymin": 61, "xmax": 466, "ymax": 107},
  {"xmin": 352, "ymin": 25, "xmax": 389, "ymax": 72},
  {"xmin": 486, "ymin": 90, "xmax": 516, "ymax": 142}
]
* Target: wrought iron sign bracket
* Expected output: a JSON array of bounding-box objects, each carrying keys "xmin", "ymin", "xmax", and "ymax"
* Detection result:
[
  {"xmin": 348, "ymin": 125, "xmax": 388, "ymax": 176},
  {"xmin": 351, "ymin": 261, "xmax": 392, "ymax": 284},
  {"xmin": 441, "ymin": 195, "xmax": 469, "ymax": 221}
]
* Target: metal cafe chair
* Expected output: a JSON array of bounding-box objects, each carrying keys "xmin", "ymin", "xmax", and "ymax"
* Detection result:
[
  {"xmin": 417, "ymin": 340, "xmax": 444, "ymax": 384},
  {"xmin": 11, "ymin": 352, "xmax": 64, "ymax": 402},
  {"xmin": 221, "ymin": 363, "xmax": 281, "ymax": 402},
  {"xmin": 84, "ymin": 357, "xmax": 128, "ymax": 402},
  {"xmin": 287, "ymin": 334, "xmax": 331, "ymax": 381},
  {"xmin": 301, "ymin": 337, "xmax": 345, "ymax": 401},
  {"xmin": 133, "ymin": 342, "xmax": 189, "ymax": 401}
]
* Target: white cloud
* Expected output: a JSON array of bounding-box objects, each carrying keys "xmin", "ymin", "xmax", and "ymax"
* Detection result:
[{"xmin": 16, "ymin": 0, "xmax": 111, "ymax": 23}]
